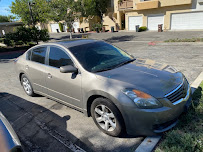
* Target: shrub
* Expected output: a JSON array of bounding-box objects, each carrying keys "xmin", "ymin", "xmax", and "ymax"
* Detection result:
[
  {"xmin": 139, "ymin": 26, "xmax": 147, "ymax": 32},
  {"xmin": 0, "ymin": 37, "xmax": 5, "ymax": 43},
  {"xmin": 3, "ymin": 33, "xmax": 15, "ymax": 46},
  {"xmin": 59, "ymin": 22, "xmax": 64, "ymax": 32},
  {"xmin": 3, "ymin": 26, "xmax": 49, "ymax": 46},
  {"xmin": 92, "ymin": 23, "xmax": 102, "ymax": 32}
]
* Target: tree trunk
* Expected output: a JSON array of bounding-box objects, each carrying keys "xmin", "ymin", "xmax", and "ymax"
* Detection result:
[{"xmin": 70, "ymin": 32, "xmax": 72, "ymax": 39}]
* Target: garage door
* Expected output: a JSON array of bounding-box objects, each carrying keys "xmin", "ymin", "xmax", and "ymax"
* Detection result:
[
  {"xmin": 128, "ymin": 16, "xmax": 143, "ymax": 31},
  {"xmin": 148, "ymin": 14, "xmax": 164, "ymax": 30},
  {"xmin": 171, "ymin": 12, "xmax": 203, "ymax": 30},
  {"xmin": 50, "ymin": 24, "xmax": 59, "ymax": 33}
]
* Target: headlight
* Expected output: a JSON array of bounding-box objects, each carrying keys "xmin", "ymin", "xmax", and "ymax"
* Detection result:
[{"xmin": 122, "ymin": 89, "xmax": 162, "ymax": 109}]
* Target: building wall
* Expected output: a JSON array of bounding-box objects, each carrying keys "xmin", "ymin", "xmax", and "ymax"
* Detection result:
[
  {"xmin": 46, "ymin": 21, "xmax": 57, "ymax": 33},
  {"xmin": 159, "ymin": 0, "xmax": 192, "ymax": 7},
  {"xmin": 79, "ymin": 17, "xmax": 90, "ymax": 31},
  {"xmin": 125, "ymin": 4, "xmax": 192, "ymax": 30},
  {"xmin": 0, "ymin": 25, "xmax": 22, "ymax": 36},
  {"xmin": 103, "ymin": 13, "xmax": 116, "ymax": 31}
]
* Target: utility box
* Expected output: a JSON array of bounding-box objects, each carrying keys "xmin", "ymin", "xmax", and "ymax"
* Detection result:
[
  {"xmin": 135, "ymin": 25, "xmax": 140, "ymax": 32},
  {"xmin": 158, "ymin": 24, "xmax": 163, "ymax": 32}
]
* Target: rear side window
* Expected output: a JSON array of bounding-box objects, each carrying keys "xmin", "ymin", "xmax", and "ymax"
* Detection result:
[
  {"xmin": 27, "ymin": 50, "xmax": 32, "ymax": 60},
  {"xmin": 31, "ymin": 47, "xmax": 47, "ymax": 64},
  {"xmin": 49, "ymin": 47, "xmax": 73, "ymax": 68}
]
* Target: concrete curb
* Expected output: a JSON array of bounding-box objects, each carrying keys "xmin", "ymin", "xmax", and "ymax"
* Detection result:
[
  {"xmin": 134, "ymin": 72, "xmax": 203, "ymax": 152},
  {"xmin": 190, "ymin": 72, "xmax": 203, "ymax": 94},
  {"xmin": 135, "ymin": 136, "xmax": 161, "ymax": 152}
]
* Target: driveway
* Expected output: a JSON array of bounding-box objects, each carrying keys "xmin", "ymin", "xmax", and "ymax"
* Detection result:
[{"xmin": 1, "ymin": 31, "xmax": 203, "ymax": 151}]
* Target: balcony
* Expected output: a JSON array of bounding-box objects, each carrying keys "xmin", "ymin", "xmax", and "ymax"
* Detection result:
[
  {"xmin": 160, "ymin": 0, "xmax": 192, "ymax": 7},
  {"xmin": 136, "ymin": 0, "xmax": 159, "ymax": 10},
  {"xmin": 118, "ymin": 0, "xmax": 133, "ymax": 10}
]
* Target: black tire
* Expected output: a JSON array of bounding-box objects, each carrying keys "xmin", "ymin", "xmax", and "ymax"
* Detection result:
[
  {"xmin": 20, "ymin": 74, "xmax": 35, "ymax": 97},
  {"xmin": 91, "ymin": 97, "xmax": 124, "ymax": 137}
]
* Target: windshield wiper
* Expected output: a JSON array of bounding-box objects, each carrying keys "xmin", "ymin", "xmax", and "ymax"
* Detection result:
[
  {"xmin": 114, "ymin": 58, "xmax": 136, "ymax": 68},
  {"xmin": 93, "ymin": 58, "xmax": 136, "ymax": 73},
  {"xmin": 92, "ymin": 66, "xmax": 116, "ymax": 73}
]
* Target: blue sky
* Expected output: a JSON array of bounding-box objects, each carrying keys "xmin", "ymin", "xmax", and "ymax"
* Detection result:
[{"xmin": 0, "ymin": 0, "xmax": 14, "ymax": 16}]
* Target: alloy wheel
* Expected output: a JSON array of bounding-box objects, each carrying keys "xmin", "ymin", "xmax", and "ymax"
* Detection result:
[
  {"xmin": 94, "ymin": 104, "xmax": 116, "ymax": 132},
  {"xmin": 22, "ymin": 77, "xmax": 32, "ymax": 94}
]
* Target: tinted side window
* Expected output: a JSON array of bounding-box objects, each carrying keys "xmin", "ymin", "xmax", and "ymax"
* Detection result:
[
  {"xmin": 31, "ymin": 47, "xmax": 47, "ymax": 64},
  {"xmin": 27, "ymin": 50, "xmax": 32, "ymax": 60},
  {"xmin": 49, "ymin": 47, "xmax": 73, "ymax": 68}
]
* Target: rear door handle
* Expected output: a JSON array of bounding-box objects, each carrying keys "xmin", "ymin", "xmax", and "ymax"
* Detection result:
[{"xmin": 48, "ymin": 73, "xmax": 52, "ymax": 79}]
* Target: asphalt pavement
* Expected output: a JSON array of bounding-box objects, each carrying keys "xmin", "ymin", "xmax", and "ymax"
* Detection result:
[{"xmin": 0, "ymin": 60, "xmax": 143, "ymax": 152}]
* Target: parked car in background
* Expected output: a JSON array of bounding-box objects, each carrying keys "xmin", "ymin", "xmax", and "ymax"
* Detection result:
[
  {"xmin": 0, "ymin": 111, "xmax": 23, "ymax": 152},
  {"xmin": 15, "ymin": 40, "xmax": 192, "ymax": 137}
]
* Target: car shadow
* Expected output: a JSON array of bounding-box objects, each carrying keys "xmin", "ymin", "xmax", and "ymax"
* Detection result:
[
  {"xmin": 0, "ymin": 92, "xmax": 144, "ymax": 152},
  {"xmin": 0, "ymin": 92, "xmax": 95, "ymax": 152},
  {"xmin": 103, "ymin": 35, "xmax": 136, "ymax": 43},
  {"xmin": 49, "ymin": 33, "xmax": 91, "ymax": 41}
]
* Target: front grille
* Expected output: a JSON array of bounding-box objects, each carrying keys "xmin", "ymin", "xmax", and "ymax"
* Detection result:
[{"xmin": 165, "ymin": 79, "xmax": 188, "ymax": 103}]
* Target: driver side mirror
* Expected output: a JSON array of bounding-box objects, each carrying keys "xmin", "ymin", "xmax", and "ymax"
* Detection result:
[{"xmin": 60, "ymin": 65, "xmax": 78, "ymax": 73}]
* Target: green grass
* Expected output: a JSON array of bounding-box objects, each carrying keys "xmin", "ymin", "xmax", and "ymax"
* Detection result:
[
  {"xmin": 164, "ymin": 38, "xmax": 203, "ymax": 42},
  {"xmin": 155, "ymin": 82, "xmax": 203, "ymax": 152}
]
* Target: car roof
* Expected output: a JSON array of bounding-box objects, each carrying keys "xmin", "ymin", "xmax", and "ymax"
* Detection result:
[{"xmin": 48, "ymin": 39, "xmax": 102, "ymax": 49}]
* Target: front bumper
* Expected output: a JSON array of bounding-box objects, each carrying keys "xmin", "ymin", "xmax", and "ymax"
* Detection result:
[{"xmin": 122, "ymin": 87, "xmax": 192, "ymax": 136}]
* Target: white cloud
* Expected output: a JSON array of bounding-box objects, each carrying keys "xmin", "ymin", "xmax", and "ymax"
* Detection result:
[{"xmin": 0, "ymin": 6, "xmax": 12, "ymax": 16}]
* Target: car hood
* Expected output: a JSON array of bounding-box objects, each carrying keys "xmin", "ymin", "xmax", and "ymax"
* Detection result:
[{"xmin": 95, "ymin": 58, "xmax": 184, "ymax": 98}]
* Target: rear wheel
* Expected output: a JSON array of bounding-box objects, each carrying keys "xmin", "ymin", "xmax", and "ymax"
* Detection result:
[
  {"xmin": 21, "ymin": 74, "xmax": 35, "ymax": 96},
  {"xmin": 91, "ymin": 97, "xmax": 124, "ymax": 137}
]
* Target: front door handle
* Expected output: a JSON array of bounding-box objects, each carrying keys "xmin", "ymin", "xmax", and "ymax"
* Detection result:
[{"xmin": 48, "ymin": 73, "xmax": 52, "ymax": 79}]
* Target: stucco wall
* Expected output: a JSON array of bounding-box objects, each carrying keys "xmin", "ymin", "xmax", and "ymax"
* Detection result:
[
  {"xmin": 136, "ymin": 0, "xmax": 159, "ymax": 10},
  {"xmin": 79, "ymin": 17, "xmax": 90, "ymax": 31},
  {"xmin": 159, "ymin": 0, "xmax": 192, "ymax": 7},
  {"xmin": 103, "ymin": 15, "xmax": 116, "ymax": 31}
]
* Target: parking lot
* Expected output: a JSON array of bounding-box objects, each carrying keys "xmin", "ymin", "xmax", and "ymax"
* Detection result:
[{"xmin": 1, "ymin": 31, "xmax": 203, "ymax": 151}]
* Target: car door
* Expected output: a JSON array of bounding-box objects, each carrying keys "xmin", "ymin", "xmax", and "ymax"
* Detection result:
[
  {"xmin": 26, "ymin": 46, "xmax": 48, "ymax": 94},
  {"xmin": 45, "ymin": 45, "xmax": 82, "ymax": 109}
]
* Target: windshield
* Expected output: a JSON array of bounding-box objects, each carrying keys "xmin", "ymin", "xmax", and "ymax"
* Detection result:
[{"xmin": 69, "ymin": 41, "xmax": 134, "ymax": 73}]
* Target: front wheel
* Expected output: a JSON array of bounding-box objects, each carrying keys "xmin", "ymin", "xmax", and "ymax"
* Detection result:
[{"xmin": 91, "ymin": 97, "xmax": 124, "ymax": 137}]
